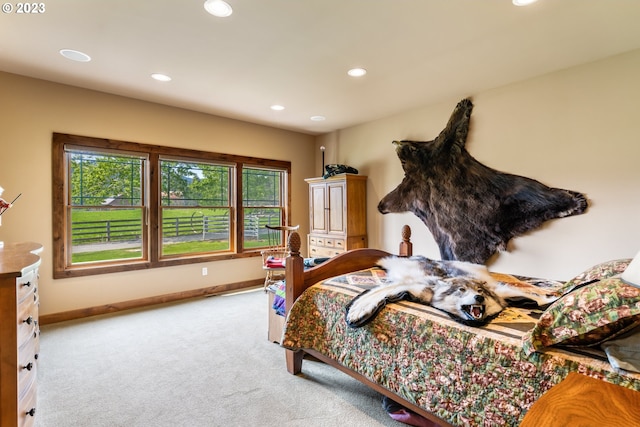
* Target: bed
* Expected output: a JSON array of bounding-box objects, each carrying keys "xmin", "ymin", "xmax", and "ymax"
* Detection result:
[{"xmin": 280, "ymin": 226, "xmax": 640, "ymax": 427}]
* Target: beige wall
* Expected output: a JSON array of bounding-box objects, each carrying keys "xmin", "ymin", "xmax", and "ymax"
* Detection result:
[
  {"xmin": 4, "ymin": 48, "xmax": 640, "ymax": 316},
  {"xmin": 318, "ymin": 49, "xmax": 640, "ymax": 280},
  {"xmin": 0, "ymin": 72, "xmax": 315, "ymax": 316}
]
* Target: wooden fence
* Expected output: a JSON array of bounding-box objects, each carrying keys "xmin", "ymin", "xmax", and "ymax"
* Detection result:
[{"xmin": 72, "ymin": 215, "xmax": 276, "ymax": 244}]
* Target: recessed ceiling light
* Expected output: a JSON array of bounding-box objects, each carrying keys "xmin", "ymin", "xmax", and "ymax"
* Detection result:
[
  {"xmin": 310, "ymin": 116, "xmax": 326, "ymax": 122},
  {"xmin": 512, "ymin": 0, "xmax": 538, "ymax": 6},
  {"xmin": 151, "ymin": 73, "xmax": 172, "ymax": 82},
  {"xmin": 204, "ymin": 0, "xmax": 233, "ymax": 17},
  {"xmin": 270, "ymin": 105, "xmax": 285, "ymax": 111},
  {"xmin": 347, "ymin": 68, "xmax": 367, "ymax": 77},
  {"xmin": 59, "ymin": 49, "xmax": 91, "ymax": 62}
]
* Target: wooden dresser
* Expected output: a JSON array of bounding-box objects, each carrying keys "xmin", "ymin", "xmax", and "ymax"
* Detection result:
[
  {"xmin": 519, "ymin": 372, "xmax": 640, "ymax": 427},
  {"xmin": 0, "ymin": 242, "xmax": 43, "ymax": 427},
  {"xmin": 305, "ymin": 174, "xmax": 367, "ymax": 257}
]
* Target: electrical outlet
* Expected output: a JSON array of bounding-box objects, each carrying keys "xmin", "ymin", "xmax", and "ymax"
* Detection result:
[{"xmin": 202, "ymin": 267, "xmax": 208, "ymax": 276}]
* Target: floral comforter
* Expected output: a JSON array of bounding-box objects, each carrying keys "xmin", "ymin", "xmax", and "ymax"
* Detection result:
[{"xmin": 281, "ymin": 267, "xmax": 640, "ymax": 427}]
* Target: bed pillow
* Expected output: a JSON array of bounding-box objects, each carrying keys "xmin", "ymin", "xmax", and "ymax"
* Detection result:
[
  {"xmin": 556, "ymin": 258, "xmax": 632, "ymax": 296},
  {"xmin": 522, "ymin": 276, "xmax": 640, "ymax": 355},
  {"xmin": 601, "ymin": 327, "xmax": 640, "ymax": 373}
]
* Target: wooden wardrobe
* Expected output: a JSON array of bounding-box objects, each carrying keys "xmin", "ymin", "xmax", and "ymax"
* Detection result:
[{"xmin": 305, "ymin": 174, "xmax": 367, "ymax": 257}]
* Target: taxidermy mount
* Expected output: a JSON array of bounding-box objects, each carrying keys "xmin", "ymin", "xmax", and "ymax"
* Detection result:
[{"xmin": 378, "ymin": 98, "xmax": 588, "ymax": 264}]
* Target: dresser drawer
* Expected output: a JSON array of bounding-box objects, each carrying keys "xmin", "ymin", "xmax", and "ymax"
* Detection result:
[
  {"xmin": 16, "ymin": 270, "xmax": 37, "ymax": 303},
  {"xmin": 18, "ymin": 297, "xmax": 38, "ymax": 346},
  {"xmin": 17, "ymin": 316, "xmax": 38, "ymax": 350},
  {"xmin": 18, "ymin": 375, "xmax": 37, "ymax": 427},
  {"xmin": 18, "ymin": 336, "xmax": 38, "ymax": 390}
]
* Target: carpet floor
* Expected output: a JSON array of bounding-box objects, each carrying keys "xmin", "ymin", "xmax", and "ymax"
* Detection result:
[{"xmin": 34, "ymin": 288, "xmax": 400, "ymax": 427}]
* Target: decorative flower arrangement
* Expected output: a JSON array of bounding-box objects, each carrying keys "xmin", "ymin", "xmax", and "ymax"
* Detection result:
[
  {"xmin": 0, "ymin": 186, "xmax": 20, "ymax": 229},
  {"xmin": 0, "ymin": 186, "xmax": 12, "ymax": 216}
]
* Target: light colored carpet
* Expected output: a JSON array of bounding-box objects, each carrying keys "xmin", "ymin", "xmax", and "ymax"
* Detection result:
[{"xmin": 35, "ymin": 289, "xmax": 400, "ymax": 427}]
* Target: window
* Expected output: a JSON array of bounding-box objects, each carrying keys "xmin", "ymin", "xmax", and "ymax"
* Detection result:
[
  {"xmin": 242, "ymin": 167, "xmax": 286, "ymax": 249},
  {"xmin": 68, "ymin": 149, "xmax": 147, "ymax": 263},
  {"xmin": 160, "ymin": 158, "xmax": 234, "ymax": 257},
  {"xmin": 52, "ymin": 133, "xmax": 291, "ymax": 278}
]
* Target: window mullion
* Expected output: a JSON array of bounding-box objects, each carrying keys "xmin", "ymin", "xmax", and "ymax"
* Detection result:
[
  {"xmin": 148, "ymin": 153, "xmax": 160, "ymax": 263},
  {"xmin": 235, "ymin": 165, "xmax": 243, "ymax": 252}
]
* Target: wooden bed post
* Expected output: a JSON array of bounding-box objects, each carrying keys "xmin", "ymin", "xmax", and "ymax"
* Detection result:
[
  {"xmin": 284, "ymin": 231, "xmax": 304, "ymax": 374},
  {"xmin": 282, "ymin": 226, "xmax": 413, "ymax": 376},
  {"xmin": 399, "ymin": 224, "xmax": 413, "ymax": 257}
]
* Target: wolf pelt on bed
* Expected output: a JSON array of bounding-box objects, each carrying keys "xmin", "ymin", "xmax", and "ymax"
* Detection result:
[{"xmin": 345, "ymin": 255, "xmax": 556, "ymax": 327}]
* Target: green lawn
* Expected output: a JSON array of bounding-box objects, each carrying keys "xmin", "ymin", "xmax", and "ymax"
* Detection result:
[
  {"xmin": 71, "ymin": 207, "xmax": 227, "ymax": 222},
  {"xmin": 72, "ymin": 238, "xmax": 269, "ymax": 263},
  {"xmin": 72, "ymin": 239, "xmax": 233, "ymax": 263}
]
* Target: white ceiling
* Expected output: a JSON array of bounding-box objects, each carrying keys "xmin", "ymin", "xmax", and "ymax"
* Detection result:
[{"xmin": 2, "ymin": 1, "xmax": 640, "ymax": 135}]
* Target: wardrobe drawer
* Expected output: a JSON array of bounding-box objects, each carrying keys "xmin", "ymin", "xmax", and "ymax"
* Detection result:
[
  {"xmin": 309, "ymin": 236, "xmax": 345, "ymax": 249},
  {"xmin": 309, "ymin": 245, "xmax": 344, "ymax": 257},
  {"xmin": 308, "ymin": 245, "xmax": 322, "ymax": 256}
]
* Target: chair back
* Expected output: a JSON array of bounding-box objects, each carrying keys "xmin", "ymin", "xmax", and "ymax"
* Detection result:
[{"xmin": 265, "ymin": 224, "xmax": 300, "ymax": 249}]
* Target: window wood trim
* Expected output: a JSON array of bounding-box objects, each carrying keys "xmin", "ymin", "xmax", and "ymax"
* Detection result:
[{"xmin": 52, "ymin": 133, "xmax": 291, "ymax": 279}]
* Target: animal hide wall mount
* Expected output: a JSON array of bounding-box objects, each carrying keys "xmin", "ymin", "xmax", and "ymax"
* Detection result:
[{"xmin": 378, "ymin": 98, "xmax": 588, "ymax": 264}]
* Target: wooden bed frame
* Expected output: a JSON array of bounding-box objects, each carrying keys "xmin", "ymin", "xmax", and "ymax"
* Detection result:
[{"xmin": 283, "ymin": 225, "xmax": 454, "ymax": 427}]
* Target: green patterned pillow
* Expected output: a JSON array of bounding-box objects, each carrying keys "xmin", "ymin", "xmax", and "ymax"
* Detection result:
[
  {"xmin": 522, "ymin": 276, "xmax": 640, "ymax": 355},
  {"xmin": 556, "ymin": 258, "xmax": 632, "ymax": 296}
]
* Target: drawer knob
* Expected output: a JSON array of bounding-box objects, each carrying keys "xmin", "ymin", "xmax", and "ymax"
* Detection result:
[
  {"xmin": 23, "ymin": 316, "xmax": 34, "ymax": 325},
  {"xmin": 35, "ymin": 353, "xmax": 39, "ymax": 360},
  {"xmin": 22, "ymin": 281, "xmax": 32, "ymax": 288},
  {"xmin": 23, "ymin": 362, "xmax": 34, "ymax": 371},
  {"xmin": 26, "ymin": 408, "xmax": 36, "ymax": 417}
]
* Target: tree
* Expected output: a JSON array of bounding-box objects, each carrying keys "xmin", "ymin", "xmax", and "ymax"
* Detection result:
[
  {"xmin": 70, "ymin": 153, "xmax": 143, "ymax": 206},
  {"xmin": 185, "ymin": 162, "xmax": 230, "ymax": 206},
  {"xmin": 160, "ymin": 160, "xmax": 194, "ymax": 206},
  {"xmin": 243, "ymin": 168, "xmax": 281, "ymax": 207}
]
